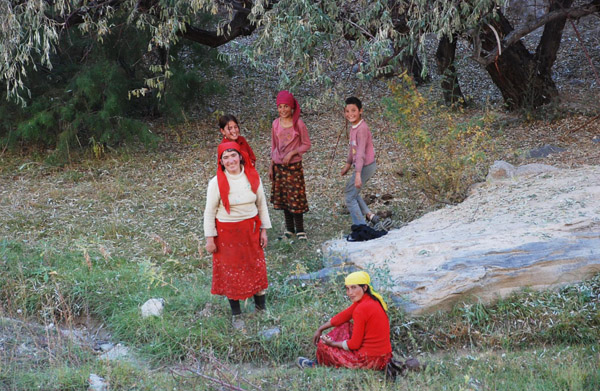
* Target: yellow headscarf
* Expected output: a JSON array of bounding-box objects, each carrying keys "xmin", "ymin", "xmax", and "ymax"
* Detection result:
[{"xmin": 345, "ymin": 271, "xmax": 388, "ymax": 312}]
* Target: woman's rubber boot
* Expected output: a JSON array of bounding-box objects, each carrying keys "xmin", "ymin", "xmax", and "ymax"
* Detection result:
[{"xmin": 254, "ymin": 294, "xmax": 266, "ymax": 311}]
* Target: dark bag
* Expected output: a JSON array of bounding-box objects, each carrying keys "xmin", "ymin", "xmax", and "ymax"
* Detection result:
[
  {"xmin": 346, "ymin": 224, "xmax": 387, "ymax": 242},
  {"xmin": 385, "ymin": 357, "xmax": 425, "ymax": 381},
  {"xmin": 385, "ymin": 358, "xmax": 406, "ymax": 380}
]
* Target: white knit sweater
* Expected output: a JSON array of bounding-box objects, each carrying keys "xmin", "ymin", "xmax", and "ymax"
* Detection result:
[{"xmin": 203, "ymin": 168, "xmax": 271, "ymax": 237}]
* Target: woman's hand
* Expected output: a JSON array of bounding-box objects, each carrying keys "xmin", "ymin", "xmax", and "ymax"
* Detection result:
[
  {"xmin": 320, "ymin": 335, "xmax": 344, "ymax": 349},
  {"xmin": 320, "ymin": 335, "xmax": 334, "ymax": 346},
  {"xmin": 312, "ymin": 329, "xmax": 323, "ymax": 346},
  {"xmin": 269, "ymin": 162, "xmax": 274, "ymax": 181},
  {"xmin": 312, "ymin": 320, "xmax": 332, "ymax": 346},
  {"xmin": 205, "ymin": 237, "xmax": 217, "ymax": 254},
  {"xmin": 260, "ymin": 228, "xmax": 268, "ymax": 249}
]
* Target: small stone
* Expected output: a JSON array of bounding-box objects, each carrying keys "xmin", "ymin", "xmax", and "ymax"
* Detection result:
[
  {"xmin": 486, "ymin": 160, "xmax": 516, "ymax": 181},
  {"xmin": 527, "ymin": 144, "xmax": 566, "ymax": 158},
  {"xmin": 88, "ymin": 374, "xmax": 107, "ymax": 391},
  {"xmin": 141, "ymin": 298, "xmax": 164, "ymax": 318},
  {"xmin": 99, "ymin": 343, "xmax": 114, "ymax": 352},
  {"xmin": 99, "ymin": 343, "xmax": 129, "ymax": 361},
  {"xmin": 259, "ymin": 327, "xmax": 281, "ymax": 340}
]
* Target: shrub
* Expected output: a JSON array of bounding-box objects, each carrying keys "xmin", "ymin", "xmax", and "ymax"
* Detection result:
[
  {"xmin": 0, "ymin": 22, "xmax": 225, "ymax": 161},
  {"xmin": 384, "ymin": 72, "xmax": 495, "ymax": 204}
]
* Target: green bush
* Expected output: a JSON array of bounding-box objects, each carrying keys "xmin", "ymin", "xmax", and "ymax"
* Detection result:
[
  {"xmin": 384, "ymin": 72, "xmax": 495, "ymax": 204},
  {"xmin": 0, "ymin": 23, "xmax": 225, "ymax": 161}
]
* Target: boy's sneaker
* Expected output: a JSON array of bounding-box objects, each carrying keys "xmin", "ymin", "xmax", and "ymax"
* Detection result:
[
  {"xmin": 366, "ymin": 213, "xmax": 380, "ymax": 226},
  {"xmin": 381, "ymin": 217, "xmax": 394, "ymax": 230},
  {"xmin": 373, "ymin": 217, "xmax": 394, "ymax": 232},
  {"xmin": 296, "ymin": 356, "xmax": 316, "ymax": 369}
]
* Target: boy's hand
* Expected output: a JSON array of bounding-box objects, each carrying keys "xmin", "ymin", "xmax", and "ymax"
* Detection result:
[
  {"xmin": 354, "ymin": 172, "xmax": 362, "ymax": 188},
  {"xmin": 340, "ymin": 163, "xmax": 351, "ymax": 176}
]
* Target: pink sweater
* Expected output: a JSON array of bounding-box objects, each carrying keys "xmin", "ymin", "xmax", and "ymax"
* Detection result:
[
  {"xmin": 346, "ymin": 120, "xmax": 375, "ymax": 173},
  {"xmin": 271, "ymin": 118, "xmax": 311, "ymax": 164}
]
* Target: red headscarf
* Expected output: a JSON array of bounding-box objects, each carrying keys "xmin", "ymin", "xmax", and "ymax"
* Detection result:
[
  {"xmin": 217, "ymin": 142, "xmax": 260, "ymax": 214},
  {"xmin": 276, "ymin": 90, "xmax": 301, "ymax": 128}
]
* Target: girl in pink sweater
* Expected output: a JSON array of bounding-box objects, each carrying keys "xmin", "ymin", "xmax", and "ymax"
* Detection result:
[{"xmin": 269, "ymin": 91, "xmax": 311, "ymax": 240}]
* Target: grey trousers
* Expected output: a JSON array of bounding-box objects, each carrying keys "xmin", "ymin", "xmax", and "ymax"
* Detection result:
[{"xmin": 344, "ymin": 162, "xmax": 377, "ymax": 225}]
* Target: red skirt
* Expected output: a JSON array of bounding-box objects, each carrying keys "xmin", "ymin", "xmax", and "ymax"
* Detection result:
[
  {"xmin": 316, "ymin": 322, "xmax": 391, "ymax": 370},
  {"xmin": 211, "ymin": 215, "xmax": 268, "ymax": 300}
]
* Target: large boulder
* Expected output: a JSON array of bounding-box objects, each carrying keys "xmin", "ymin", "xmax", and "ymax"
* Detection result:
[{"xmin": 324, "ymin": 164, "xmax": 600, "ymax": 314}]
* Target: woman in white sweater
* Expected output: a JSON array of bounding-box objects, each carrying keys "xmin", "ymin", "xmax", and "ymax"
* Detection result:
[{"xmin": 204, "ymin": 142, "xmax": 271, "ymax": 326}]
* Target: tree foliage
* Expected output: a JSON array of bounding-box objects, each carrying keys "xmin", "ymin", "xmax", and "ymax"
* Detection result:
[
  {"xmin": 1, "ymin": 0, "xmax": 599, "ymax": 111},
  {"xmin": 0, "ymin": 17, "xmax": 225, "ymax": 157}
]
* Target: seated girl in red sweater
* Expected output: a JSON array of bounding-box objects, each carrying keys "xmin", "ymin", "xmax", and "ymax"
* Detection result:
[{"xmin": 297, "ymin": 271, "xmax": 392, "ymax": 370}]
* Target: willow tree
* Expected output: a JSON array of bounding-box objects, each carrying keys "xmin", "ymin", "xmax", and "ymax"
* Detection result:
[{"xmin": 1, "ymin": 0, "xmax": 599, "ymax": 109}]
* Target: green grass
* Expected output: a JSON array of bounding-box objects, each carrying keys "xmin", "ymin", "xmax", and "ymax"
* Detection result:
[
  {"xmin": 1, "ymin": 119, "xmax": 599, "ymax": 389},
  {"xmin": 1, "ymin": 237, "xmax": 599, "ymax": 389}
]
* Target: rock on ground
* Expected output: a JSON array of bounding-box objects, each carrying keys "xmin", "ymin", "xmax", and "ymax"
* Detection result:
[
  {"xmin": 324, "ymin": 165, "xmax": 600, "ymax": 314},
  {"xmin": 141, "ymin": 298, "xmax": 164, "ymax": 318},
  {"xmin": 88, "ymin": 374, "xmax": 108, "ymax": 391},
  {"xmin": 99, "ymin": 343, "xmax": 130, "ymax": 361}
]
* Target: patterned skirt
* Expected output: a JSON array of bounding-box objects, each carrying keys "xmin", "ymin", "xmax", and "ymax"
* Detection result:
[
  {"xmin": 270, "ymin": 161, "xmax": 309, "ymax": 214},
  {"xmin": 211, "ymin": 215, "xmax": 268, "ymax": 300},
  {"xmin": 316, "ymin": 322, "xmax": 391, "ymax": 370}
]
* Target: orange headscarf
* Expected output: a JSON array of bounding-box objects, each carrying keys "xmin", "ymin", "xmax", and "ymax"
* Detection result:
[{"xmin": 217, "ymin": 142, "xmax": 260, "ymax": 214}]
